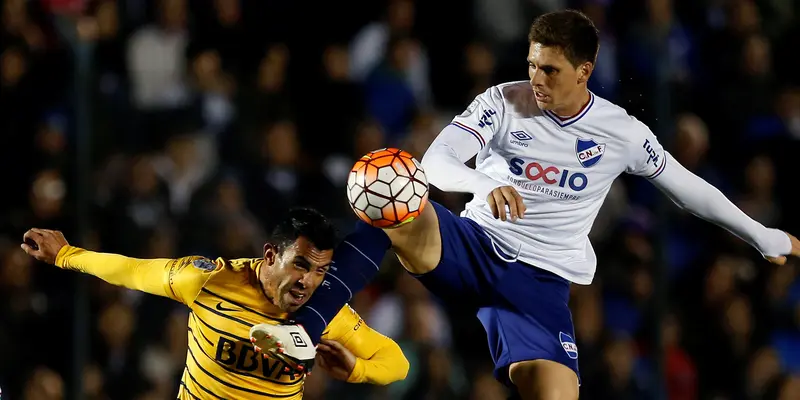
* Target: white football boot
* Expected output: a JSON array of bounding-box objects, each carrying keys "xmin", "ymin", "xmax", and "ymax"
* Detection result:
[{"xmin": 249, "ymin": 323, "xmax": 316, "ymax": 375}]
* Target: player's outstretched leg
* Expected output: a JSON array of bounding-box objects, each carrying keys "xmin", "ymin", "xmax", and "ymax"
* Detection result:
[
  {"xmin": 250, "ymin": 149, "xmax": 444, "ymax": 372},
  {"xmin": 346, "ymin": 148, "xmax": 444, "ymax": 276},
  {"xmin": 249, "ymin": 214, "xmax": 439, "ymax": 371}
]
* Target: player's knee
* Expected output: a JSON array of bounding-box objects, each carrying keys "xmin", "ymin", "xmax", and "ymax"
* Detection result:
[
  {"xmin": 537, "ymin": 386, "xmax": 578, "ymax": 400},
  {"xmin": 513, "ymin": 380, "xmax": 579, "ymax": 400},
  {"xmin": 530, "ymin": 388, "xmax": 578, "ymax": 400},
  {"xmin": 509, "ymin": 361, "xmax": 579, "ymax": 400}
]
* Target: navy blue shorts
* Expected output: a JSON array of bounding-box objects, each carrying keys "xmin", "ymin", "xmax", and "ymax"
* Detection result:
[{"xmin": 414, "ymin": 201, "xmax": 580, "ymax": 386}]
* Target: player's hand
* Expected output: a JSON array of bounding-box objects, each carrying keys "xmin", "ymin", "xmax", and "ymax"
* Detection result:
[
  {"xmin": 487, "ymin": 185, "xmax": 526, "ymax": 221},
  {"xmin": 20, "ymin": 228, "xmax": 69, "ymax": 265},
  {"xmin": 766, "ymin": 232, "xmax": 800, "ymax": 265},
  {"xmin": 315, "ymin": 339, "xmax": 357, "ymax": 381}
]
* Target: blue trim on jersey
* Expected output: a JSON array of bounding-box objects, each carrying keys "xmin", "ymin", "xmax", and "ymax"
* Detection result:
[
  {"xmin": 543, "ymin": 92, "xmax": 595, "ymax": 128},
  {"xmin": 450, "ymin": 121, "xmax": 486, "ymax": 148},
  {"xmin": 646, "ymin": 157, "xmax": 667, "ymax": 179}
]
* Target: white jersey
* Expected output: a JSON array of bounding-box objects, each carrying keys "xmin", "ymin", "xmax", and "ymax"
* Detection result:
[{"xmin": 423, "ymin": 81, "xmax": 789, "ymax": 284}]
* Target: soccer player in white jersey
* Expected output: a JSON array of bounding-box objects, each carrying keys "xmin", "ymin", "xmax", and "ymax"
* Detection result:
[{"xmin": 250, "ymin": 9, "xmax": 800, "ymax": 399}]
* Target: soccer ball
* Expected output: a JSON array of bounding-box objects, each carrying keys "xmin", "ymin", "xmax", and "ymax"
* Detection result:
[{"xmin": 347, "ymin": 148, "xmax": 429, "ymax": 228}]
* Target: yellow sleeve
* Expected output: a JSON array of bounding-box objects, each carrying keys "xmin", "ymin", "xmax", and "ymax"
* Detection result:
[
  {"xmin": 322, "ymin": 304, "xmax": 409, "ymax": 385},
  {"xmin": 55, "ymin": 245, "xmax": 222, "ymax": 305}
]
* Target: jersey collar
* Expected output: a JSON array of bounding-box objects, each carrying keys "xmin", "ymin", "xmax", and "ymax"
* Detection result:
[{"xmin": 542, "ymin": 91, "xmax": 595, "ymax": 128}]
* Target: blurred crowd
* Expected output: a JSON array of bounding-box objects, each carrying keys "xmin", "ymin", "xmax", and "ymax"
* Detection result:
[{"xmin": 3, "ymin": 0, "xmax": 800, "ymax": 399}]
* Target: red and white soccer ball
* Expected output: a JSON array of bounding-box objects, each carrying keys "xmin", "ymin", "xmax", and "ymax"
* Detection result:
[{"xmin": 347, "ymin": 148, "xmax": 429, "ymax": 228}]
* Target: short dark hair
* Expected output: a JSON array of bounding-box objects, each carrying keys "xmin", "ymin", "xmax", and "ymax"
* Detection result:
[
  {"xmin": 269, "ymin": 208, "xmax": 338, "ymax": 254},
  {"xmin": 528, "ymin": 10, "xmax": 599, "ymax": 67}
]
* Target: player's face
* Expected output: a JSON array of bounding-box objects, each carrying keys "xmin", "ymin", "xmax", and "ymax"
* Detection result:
[
  {"xmin": 527, "ymin": 42, "xmax": 591, "ymax": 113},
  {"xmin": 262, "ymin": 237, "xmax": 333, "ymax": 312}
]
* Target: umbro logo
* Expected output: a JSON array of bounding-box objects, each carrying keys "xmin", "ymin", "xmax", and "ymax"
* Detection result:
[
  {"xmin": 511, "ymin": 131, "xmax": 533, "ymax": 140},
  {"xmin": 510, "ymin": 131, "xmax": 532, "ymax": 147},
  {"xmin": 290, "ymin": 332, "xmax": 308, "ymax": 347},
  {"xmin": 215, "ymin": 302, "xmax": 239, "ymax": 312}
]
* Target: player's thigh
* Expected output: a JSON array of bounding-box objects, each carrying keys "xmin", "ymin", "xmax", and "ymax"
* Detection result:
[
  {"xmin": 479, "ymin": 264, "xmax": 580, "ymax": 394},
  {"xmin": 389, "ymin": 200, "xmax": 503, "ymax": 303},
  {"xmin": 383, "ymin": 199, "xmax": 442, "ymax": 275},
  {"xmin": 509, "ymin": 360, "xmax": 579, "ymax": 400}
]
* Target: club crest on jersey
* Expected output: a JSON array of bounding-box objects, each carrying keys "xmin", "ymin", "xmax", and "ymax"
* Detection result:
[
  {"xmin": 575, "ymin": 138, "xmax": 605, "ymax": 168},
  {"xmin": 192, "ymin": 258, "xmax": 216, "ymax": 272},
  {"xmin": 559, "ymin": 332, "xmax": 579, "ymax": 359}
]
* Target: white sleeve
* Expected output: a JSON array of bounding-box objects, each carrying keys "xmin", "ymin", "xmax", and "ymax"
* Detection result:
[
  {"xmin": 649, "ymin": 152, "xmax": 791, "ymax": 258},
  {"xmin": 625, "ymin": 116, "xmax": 668, "ymax": 179},
  {"xmin": 421, "ymin": 87, "xmax": 505, "ymax": 200}
]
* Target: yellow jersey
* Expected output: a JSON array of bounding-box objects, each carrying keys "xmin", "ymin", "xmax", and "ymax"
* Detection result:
[{"xmin": 56, "ymin": 247, "xmax": 409, "ymax": 399}]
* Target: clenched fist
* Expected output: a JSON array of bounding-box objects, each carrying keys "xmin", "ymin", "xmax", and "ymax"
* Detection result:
[
  {"xmin": 21, "ymin": 228, "xmax": 69, "ymax": 265},
  {"xmin": 766, "ymin": 232, "xmax": 800, "ymax": 265}
]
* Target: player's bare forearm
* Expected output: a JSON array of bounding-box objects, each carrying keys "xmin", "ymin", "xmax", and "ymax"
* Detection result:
[
  {"xmin": 650, "ymin": 153, "xmax": 791, "ymax": 258},
  {"xmin": 56, "ymin": 246, "xmax": 175, "ymax": 297}
]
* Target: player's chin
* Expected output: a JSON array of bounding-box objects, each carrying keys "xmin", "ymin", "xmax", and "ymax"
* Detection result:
[
  {"xmin": 285, "ymin": 304, "xmax": 302, "ymax": 313},
  {"xmin": 283, "ymin": 293, "xmax": 307, "ymax": 311},
  {"xmin": 535, "ymin": 99, "xmax": 554, "ymax": 110}
]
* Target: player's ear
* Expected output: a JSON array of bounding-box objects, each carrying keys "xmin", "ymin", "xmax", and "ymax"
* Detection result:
[
  {"xmin": 577, "ymin": 62, "xmax": 593, "ymax": 84},
  {"xmin": 263, "ymin": 243, "xmax": 277, "ymax": 265}
]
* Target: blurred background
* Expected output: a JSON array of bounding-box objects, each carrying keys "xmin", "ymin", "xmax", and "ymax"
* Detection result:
[{"xmin": 2, "ymin": 0, "xmax": 800, "ymax": 399}]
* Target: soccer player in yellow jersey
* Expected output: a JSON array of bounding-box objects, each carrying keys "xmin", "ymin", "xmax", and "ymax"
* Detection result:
[{"xmin": 20, "ymin": 208, "xmax": 409, "ymax": 399}]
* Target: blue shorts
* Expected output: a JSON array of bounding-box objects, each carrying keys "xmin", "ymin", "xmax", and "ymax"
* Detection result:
[{"xmin": 414, "ymin": 201, "xmax": 580, "ymax": 386}]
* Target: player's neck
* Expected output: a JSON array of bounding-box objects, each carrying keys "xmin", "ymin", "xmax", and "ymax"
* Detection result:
[{"xmin": 553, "ymin": 89, "xmax": 591, "ymax": 119}]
